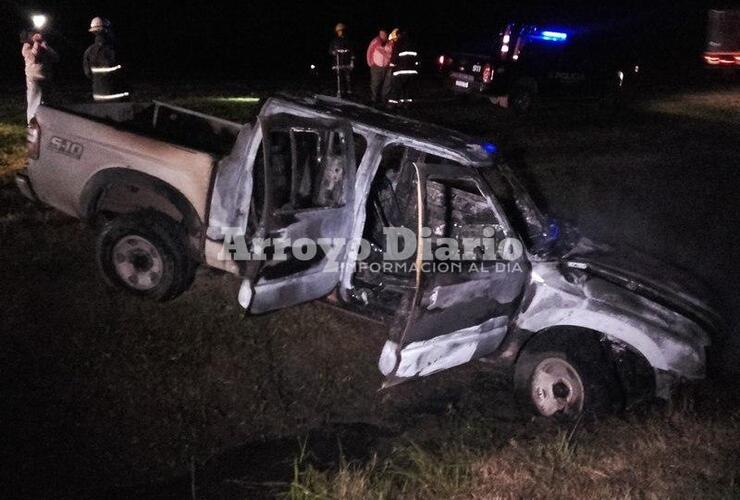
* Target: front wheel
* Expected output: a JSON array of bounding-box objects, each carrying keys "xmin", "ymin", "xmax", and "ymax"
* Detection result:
[
  {"xmin": 514, "ymin": 333, "xmax": 622, "ymax": 419},
  {"xmin": 95, "ymin": 213, "xmax": 195, "ymax": 301}
]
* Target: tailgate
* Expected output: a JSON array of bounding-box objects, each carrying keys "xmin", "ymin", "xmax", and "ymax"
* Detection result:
[{"xmin": 446, "ymin": 52, "xmax": 494, "ymax": 92}]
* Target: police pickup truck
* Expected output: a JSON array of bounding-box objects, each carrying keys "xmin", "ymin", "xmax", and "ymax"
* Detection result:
[
  {"xmin": 437, "ymin": 21, "xmax": 640, "ymax": 112},
  {"xmin": 16, "ymin": 95, "xmax": 719, "ymax": 418}
]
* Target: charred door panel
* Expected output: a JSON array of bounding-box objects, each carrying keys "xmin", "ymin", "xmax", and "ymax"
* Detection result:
[
  {"xmin": 239, "ymin": 114, "xmax": 356, "ymax": 313},
  {"xmin": 380, "ymin": 164, "xmax": 529, "ymax": 380}
]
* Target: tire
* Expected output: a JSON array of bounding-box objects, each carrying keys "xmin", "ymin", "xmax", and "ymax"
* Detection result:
[
  {"xmin": 599, "ymin": 75, "xmax": 625, "ymax": 112},
  {"xmin": 95, "ymin": 212, "xmax": 196, "ymax": 301},
  {"xmin": 510, "ymin": 84, "xmax": 536, "ymax": 114},
  {"xmin": 514, "ymin": 331, "xmax": 622, "ymax": 419}
]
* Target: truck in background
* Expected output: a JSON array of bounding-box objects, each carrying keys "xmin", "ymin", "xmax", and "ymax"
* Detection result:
[
  {"xmin": 437, "ymin": 21, "xmax": 640, "ymax": 113},
  {"xmin": 704, "ymin": 9, "xmax": 740, "ymax": 70}
]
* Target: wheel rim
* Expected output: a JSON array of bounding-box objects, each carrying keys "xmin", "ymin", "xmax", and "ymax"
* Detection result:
[
  {"xmin": 530, "ymin": 357, "xmax": 585, "ymax": 417},
  {"xmin": 112, "ymin": 235, "xmax": 164, "ymax": 291}
]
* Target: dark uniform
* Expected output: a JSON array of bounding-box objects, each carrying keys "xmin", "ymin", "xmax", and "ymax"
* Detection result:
[
  {"xmin": 329, "ymin": 35, "xmax": 355, "ymax": 98},
  {"xmin": 83, "ymin": 33, "xmax": 128, "ymax": 102},
  {"xmin": 388, "ymin": 33, "xmax": 419, "ymax": 106}
]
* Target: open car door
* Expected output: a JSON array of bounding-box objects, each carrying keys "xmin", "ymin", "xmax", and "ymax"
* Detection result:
[
  {"xmin": 238, "ymin": 114, "xmax": 356, "ymax": 313},
  {"xmin": 378, "ymin": 162, "xmax": 529, "ymax": 382}
]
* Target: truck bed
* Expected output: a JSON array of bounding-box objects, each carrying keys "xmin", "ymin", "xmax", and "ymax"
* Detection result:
[
  {"xmin": 23, "ymin": 100, "xmax": 248, "ymax": 228},
  {"xmin": 55, "ymin": 101, "xmax": 242, "ymax": 156}
]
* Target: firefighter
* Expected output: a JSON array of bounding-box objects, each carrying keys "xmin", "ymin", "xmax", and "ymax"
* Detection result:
[
  {"xmin": 21, "ymin": 30, "xmax": 58, "ymax": 123},
  {"xmin": 366, "ymin": 29, "xmax": 392, "ymax": 105},
  {"xmin": 329, "ymin": 23, "xmax": 355, "ymax": 98},
  {"xmin": 387, "ymin": 29, "xmax": 419, "ymax": 107},
  {"xmin": 83, "ymin": 17, "xmax": 129, "ymax": 102}
]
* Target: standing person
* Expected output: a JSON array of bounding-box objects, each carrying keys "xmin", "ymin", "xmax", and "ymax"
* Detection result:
[
  {"xmin": 83, "ymin": 17, "xmax": 129, "ymax": 102},
  {"xmin": 21, "ymin": 30, "xmax": 59, "ymax": 124},
  {"xmin": 366, "ymin": 29, "xmax": 392, "ymax": 106},
  {"xmin": 329, "ymin": 23, "xmax": 355, "ymax": 98},
  {"xmin": 387, "ymin": 29, "xmax": 419, "ymax": 107}
]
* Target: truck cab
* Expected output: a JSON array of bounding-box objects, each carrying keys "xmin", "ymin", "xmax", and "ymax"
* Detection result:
[{"xmin": 206, "ymin": 96, "xmax": 717, "ymax": 417}]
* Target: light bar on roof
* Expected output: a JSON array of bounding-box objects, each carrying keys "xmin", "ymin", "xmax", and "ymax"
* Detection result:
[{"xmin": 539, "ymin": 30, "xmax": 568, "ymax": 41}]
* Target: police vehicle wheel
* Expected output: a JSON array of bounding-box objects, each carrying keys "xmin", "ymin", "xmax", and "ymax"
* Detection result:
[
  {"xmin": 96, "ymin": 212, "xmax": 195, "ymax": 301},
  {"xmin": 510, "ymin": 86, "xmax": 535, "ymax": 114},
  {"xmin": 600, "ymin": 81, "xmax": 624, "ymax": 111},
  {"xmin": 514, "ymin": 331, "xmax": 622, "ymax": 419}
]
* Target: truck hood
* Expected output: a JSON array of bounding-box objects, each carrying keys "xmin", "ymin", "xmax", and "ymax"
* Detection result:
[{"xmin": 560, "ymin": 238, "xmax": 724, "ymax": 336}]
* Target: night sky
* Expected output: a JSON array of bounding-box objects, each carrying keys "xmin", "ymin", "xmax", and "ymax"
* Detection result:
[{"xmin": 0, "ymin": 0, "xmax": 725, "ymax": 85}]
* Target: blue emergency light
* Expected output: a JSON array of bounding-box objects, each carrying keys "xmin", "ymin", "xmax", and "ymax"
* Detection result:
[
  {"xmin": 483, "ymin": 142, "xmax": 498, "ymax": 154},
  {"xmin": 533, "ymin": 30, "xmax": 568, "ymax": 42}
]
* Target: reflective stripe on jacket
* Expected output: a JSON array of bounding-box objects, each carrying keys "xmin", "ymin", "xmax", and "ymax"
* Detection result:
[
  {"xmin": 329, "ymin": 37, "xmax": 355, "ymax": 69},
  {"xmin": 390, "ymin": 38, "xmax": 419, "ymax": 76},
  {"xmin": 83, "ymin": 36, "xmax": 128, "ymax": 101}
]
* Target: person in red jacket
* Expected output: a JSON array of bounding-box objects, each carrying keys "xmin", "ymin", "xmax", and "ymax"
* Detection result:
[{"xmin": 366, "ymin": 29, "xmax": 392, "ymax": 105}]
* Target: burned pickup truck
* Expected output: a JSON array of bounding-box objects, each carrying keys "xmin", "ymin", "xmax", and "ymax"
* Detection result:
[{"xmin": 17, "ymin": 95, "xmax": 720, "ymax": 418}]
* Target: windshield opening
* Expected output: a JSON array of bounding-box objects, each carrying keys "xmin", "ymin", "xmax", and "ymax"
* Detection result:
[{"xmin": 480, "ymin": 161, "xmax": 558, "ymax": 255}]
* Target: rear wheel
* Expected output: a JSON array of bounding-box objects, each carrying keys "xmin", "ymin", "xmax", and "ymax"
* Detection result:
[
  {"xmin": 599, "ymin": 71, "xmax": 626, "ymax": 111},
  {"xmin": 514, "ymin": 331, "xmax": 622, "ymax": 419},
  {"xmin": 96, "ymin": 212, "xmax": 196, "ymax": 301},
  {"xmin": 510, "ymin": 84, "xmax": 536, "ymax": 114}
]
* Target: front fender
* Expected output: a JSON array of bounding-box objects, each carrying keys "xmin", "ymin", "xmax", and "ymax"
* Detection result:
[{"xmin": 515, "ymin": 262, "xmax": 708, "ymax": 380}]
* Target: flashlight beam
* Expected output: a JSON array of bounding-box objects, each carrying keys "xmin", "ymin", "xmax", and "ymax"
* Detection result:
[{"xmin": 31, "ymin": 14, "xmax": 47, "ymax": 30}]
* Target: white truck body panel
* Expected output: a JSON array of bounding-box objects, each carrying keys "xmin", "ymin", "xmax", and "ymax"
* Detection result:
[{"xmin": 27, "ymin": 102, "xmax": 243, "ymax": 226}]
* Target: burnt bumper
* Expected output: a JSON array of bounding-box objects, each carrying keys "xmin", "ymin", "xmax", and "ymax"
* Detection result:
[{"xmin": 15, "ymin": 169, "xmax": 38, "ymax": 202}]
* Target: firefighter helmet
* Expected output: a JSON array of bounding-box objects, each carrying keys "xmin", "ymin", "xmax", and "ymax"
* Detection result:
[{"xmin": 89, "ymin": 17, "xmax": 111, "ymax": 33}]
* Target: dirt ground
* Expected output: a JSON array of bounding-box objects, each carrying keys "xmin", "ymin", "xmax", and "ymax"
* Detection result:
[{"xmin": 0, "ymin": 81, "xmax": 739, "ymax": 498}]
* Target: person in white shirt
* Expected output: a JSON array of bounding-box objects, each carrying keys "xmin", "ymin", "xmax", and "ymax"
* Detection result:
[{"xmin": 21, "ymin": 30, "xmax": 59, "ymax": 124}]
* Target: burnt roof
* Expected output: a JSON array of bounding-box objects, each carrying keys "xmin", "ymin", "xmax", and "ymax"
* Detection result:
[{"xmin": 269, "ymin": 93, "xmax": 493, "ymax": 163}]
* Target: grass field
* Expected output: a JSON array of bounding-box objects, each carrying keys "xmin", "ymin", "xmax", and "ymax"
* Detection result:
[
  {"xmin": 1, "ymin": 83, "xmax": 739, "ymax": 499},
  {"xmin": 0, "ymin": 95, "xmax": 26, "ymax": 183}
]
